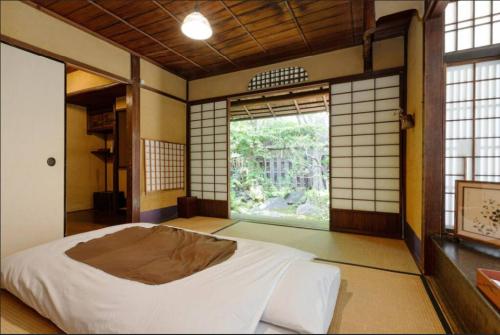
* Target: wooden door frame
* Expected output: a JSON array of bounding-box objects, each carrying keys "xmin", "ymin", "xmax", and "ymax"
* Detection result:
[{"xmin": 127, "ymin": 55, "xmax": 141, "ymax": 222}]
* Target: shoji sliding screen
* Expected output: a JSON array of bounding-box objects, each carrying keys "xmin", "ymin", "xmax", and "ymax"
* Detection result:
[
  {"xmin": 330, "ymin": 73, "xmax": 402, "ymax": 237},
  {"xmin": 189, "ymin": 100, "xmax": 229, "ymax": 218}
]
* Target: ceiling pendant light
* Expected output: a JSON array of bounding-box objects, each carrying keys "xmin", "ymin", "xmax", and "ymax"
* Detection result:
[{"xmin": 181, "ymin": 1, "xmax": 212, "ymax": 40}]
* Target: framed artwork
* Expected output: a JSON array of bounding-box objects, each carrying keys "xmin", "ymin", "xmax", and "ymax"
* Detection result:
[{"xmin": 455, "ymin": 180, "xmax": 500, "ymax": 247}]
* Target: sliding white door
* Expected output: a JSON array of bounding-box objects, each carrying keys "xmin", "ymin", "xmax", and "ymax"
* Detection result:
[
  {"xmin": 1, "ymin": 43, "xmax": 65, "ymax": 257},
  {"xmin": 189, "ymin": 101, "xmax": 228, "ymax": 201}
]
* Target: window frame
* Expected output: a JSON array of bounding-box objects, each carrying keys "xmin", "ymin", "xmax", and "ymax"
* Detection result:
[
  {"xmin": 441, "ymin": 0, "xmax": 500, "ymax": 233},
  {"xmin": 444, "ymin": 0, "xmax": 500, "ymax": 53},
  {"xmin": 443, "ymin": 58, "xmax": 500, "ymax": 232}
]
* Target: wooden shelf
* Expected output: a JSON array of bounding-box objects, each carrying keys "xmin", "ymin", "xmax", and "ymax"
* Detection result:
[
  {"xmin": 88, "ymin": 126, "xmax": 113, "ymax": 135},
  {"xmin": 91, "ymin": 149, "xmax": 114, "ymax": 161}
]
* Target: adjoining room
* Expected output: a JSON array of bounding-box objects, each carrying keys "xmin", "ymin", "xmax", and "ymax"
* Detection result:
[{"xmin": 65, "ymin": 68, "xmax": 129, "ymax": 235}]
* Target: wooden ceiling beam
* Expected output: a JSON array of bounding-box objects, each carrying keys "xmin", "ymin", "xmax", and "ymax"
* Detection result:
[
  {"xmin": 362, "ymin": 0, "xmax": 375, "ymax": 72},
  {"xmin": 152, "ymin": 0, "xmax": 239, "ymax": 69},
  {"xmin": 86, "ymin": 0, "xmax": 206, "ymax": 71},
  {"xmin": 284, "ymin": 0, "xmax": 311, "ymax": 52},
  {"xmin": 220, "ymin": 0, "xmax": 268, "ymax": 54}
]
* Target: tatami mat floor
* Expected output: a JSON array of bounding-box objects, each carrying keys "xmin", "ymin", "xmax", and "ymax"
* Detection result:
[
  {"xmin": 217, "ymin": 221, "xmax": 420, "ymax": 274},
  {"xmin": 326, "ymin": 262, "xmax": 443, "ymax": 334},
  {"xmin": 1, "ymin": 216, "xmax": 446, "ymax": 334},
  {"xmin": 164, "ymin": 216, "xmax": 235, "ymax": 234}
]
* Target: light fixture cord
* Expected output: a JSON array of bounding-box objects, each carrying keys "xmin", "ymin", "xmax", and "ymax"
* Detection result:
[{"xmin": 195, "ymin": 0, "xmax": 199, "ymax": 13}]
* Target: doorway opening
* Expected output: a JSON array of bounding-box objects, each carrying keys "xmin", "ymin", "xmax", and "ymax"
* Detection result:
[
  {"xmin": 65, "ymin": 66, "xmax": 129, "ymax": 235},
  {"xmin": 229, "ymin": 85, "xmax": 330, "ymax": 230}
]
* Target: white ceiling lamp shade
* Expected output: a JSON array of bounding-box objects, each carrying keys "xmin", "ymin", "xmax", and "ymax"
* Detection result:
[{"xmin": 181, "ymin": 11, "xmax": 213, "ymax": 40}]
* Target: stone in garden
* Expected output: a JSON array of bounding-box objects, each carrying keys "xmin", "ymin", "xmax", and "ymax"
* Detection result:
[
  {"xmin": 296, "ymin": 203, "xmax": 320, "ymax": 216},
  {"xmin": 285, "ymin": 190, "xmax": 305, "ymax": 204},
  {"xmin": 259, "ymin": 197, "xmax": 288, "ymax": 210}
]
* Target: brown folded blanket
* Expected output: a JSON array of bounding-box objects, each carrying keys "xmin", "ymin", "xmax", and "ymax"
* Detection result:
[{"xmin": 65, "ymin": 225, "xmax": 237, "ymax": 285}]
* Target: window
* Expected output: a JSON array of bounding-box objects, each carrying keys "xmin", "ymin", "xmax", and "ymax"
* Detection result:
[
  {"xmin": 444, "ymin": 60, "xmax": 500, "ymax": 229},
  {"xmin": 444, "ymin": 0, "xmax": 500, "ymax": 53},
  {"xmin": 248, "ymin": 67, "xmax": 308, "ymax": 91}
]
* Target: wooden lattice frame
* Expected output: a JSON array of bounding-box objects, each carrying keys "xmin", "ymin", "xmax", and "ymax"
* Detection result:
[{"xmin": 144, "ymin": 139, "xmax": 185, "ymax": 193}]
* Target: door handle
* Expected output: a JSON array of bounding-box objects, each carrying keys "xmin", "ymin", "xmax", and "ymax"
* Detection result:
[{"xmin": 47, "ymin": 157, "xmax": 56, "ymax": 166}]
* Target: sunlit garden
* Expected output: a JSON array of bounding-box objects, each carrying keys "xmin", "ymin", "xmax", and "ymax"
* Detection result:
[{"xmin": 230, "ymin": 113, "xmax": 329, "ymax": 230}]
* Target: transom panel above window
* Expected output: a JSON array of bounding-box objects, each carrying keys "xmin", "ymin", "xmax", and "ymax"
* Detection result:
[{"xmin": 444, "ymin": 0, "xmax": 500, "ymax": 53}]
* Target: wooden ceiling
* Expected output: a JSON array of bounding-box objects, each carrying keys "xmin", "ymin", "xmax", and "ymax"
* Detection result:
[{"xmin": 29, "ymin": 0, "xmax": 369, "ymax": 80}]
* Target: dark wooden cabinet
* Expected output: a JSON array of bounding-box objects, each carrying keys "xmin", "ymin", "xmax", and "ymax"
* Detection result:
[
  {"xmin": 87, "ymin": 107, "xmax": 114, "ymax": 134},
  {"xmin": 177, "ymin": 197, "xmax": 198, "ymax": 218}
]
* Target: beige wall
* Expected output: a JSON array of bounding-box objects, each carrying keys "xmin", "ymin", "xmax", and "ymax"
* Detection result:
[
  {"xmin": 140, "ymin": 59, "xmax": 187, "ymax": 100},
  {"xmin": 373, "ymin": 36, "xmax": 405, "ymax": 71},
  {"xmin": 1, "ymin": 1, "xmax": 130, "ymax": 79},
  {"xmin": 405, "ymin": 15, "xmax": 424, "ymax": 239},
  {"xmin": 66, "ymin": 104, "xmax": 105, "ymax": 212},
  {"xmin": 67, "ymin": 70, "xmax": 115, "ymax": 94},
  {"xmin": 189, "ymin": 37, "xmax": 404, "ymax": 101},
  {"xmin": 375, "ymin": 0, "xmax": 424, "ymax": 19},
  {"xmin": 140, "ymin": 89, "xmax": 187, "ymax": 211},
  {"xmin": 189, "ymin": 45, "xmax": 363, "ymax": 101}
]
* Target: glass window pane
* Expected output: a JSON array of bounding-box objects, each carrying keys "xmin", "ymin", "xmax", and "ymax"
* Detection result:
[
  {"xmin": 494, "ymin": 0, "xmax": 500, "ymax": 14},
  {"xmin": 475, "ymin": 0, "xmax": 491, "ymax": 17},
  {"xmin": 494, "ymin": 21, "xmax": 500, "ymax": 44},
  {"xmin": 458, "ymin": 1, "xmax": 474, "ymax": 21},
  {"xmin": 445, "ymin": 31, "xmax": 456, "ymax": 52},
  {"xmin": 474, "ymin": 24, "xmax": 491, "ymax": 47},
  {"xmin": 457, "ymin": 27, "xmax": 473, "ymax": 50},
  {"xmin": 446, "ymin": 2, "xmax": 457, "ymax": 23}
]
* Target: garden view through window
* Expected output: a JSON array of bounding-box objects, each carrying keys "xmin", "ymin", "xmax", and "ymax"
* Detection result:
[{"xmin": 230, "ymin": 112, "xmax": 330, "ymax": 230}]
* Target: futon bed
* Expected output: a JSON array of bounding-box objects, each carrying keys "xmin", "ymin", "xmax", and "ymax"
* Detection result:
[{"xmin": 1, "ymin": 223, "xmax": 340, "ymax": 334}]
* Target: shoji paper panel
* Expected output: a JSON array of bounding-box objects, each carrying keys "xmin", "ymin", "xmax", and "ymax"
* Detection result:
[
  {"xmin": 190, "ymin": 101, "xmax": 228, "ymax": 201},
  {"xmin": 144, "ymin": 139, "xmax": 185, "ymax": 193},
  {"xmin": 330, "ymin": 74, "xmax": 401, "ymax": 214}
]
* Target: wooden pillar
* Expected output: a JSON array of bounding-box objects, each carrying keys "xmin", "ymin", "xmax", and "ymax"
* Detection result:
[
  {"xmin": 127, "ymin": 55, "xmax": 140, "ymax": 222},
  {"xmin": 363, "ymin": 0, "xmax": 375, "ymax": 72},
  {"xmin": 422, "ymin": 2, "xmax": 446, "ymax": 274}
]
